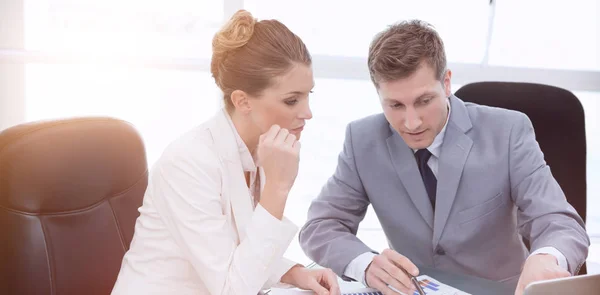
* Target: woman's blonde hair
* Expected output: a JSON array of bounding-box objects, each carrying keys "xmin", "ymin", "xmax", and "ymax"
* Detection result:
[{"xmin": 210, "ymin": 10, "xmax": 311, "ymax": 110}]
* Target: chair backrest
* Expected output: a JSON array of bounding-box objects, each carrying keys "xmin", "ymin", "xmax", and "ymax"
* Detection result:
[
  {"xmin": 0, "ymin": 117, "xmax": 148, "ymax": 294},
  {"xmin": 455, "ymin": 82, "xmax": 587, "ymax": 274}
]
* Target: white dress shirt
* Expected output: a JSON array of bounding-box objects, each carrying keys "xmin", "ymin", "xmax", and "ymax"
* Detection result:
[
  {"xmin": 343, "ymin": 101, "xmax": 567, "ymax": 286},
  {"xmin": 234, "ymin": 116, "xmax": 262, "ymax": 207}
]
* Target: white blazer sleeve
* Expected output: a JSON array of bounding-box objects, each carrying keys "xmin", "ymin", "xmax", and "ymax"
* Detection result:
[
  {"xmin": 263, "ymin": 258, "xmax": 299, "ymax": 289},
  {"xmin": 150, "ymin": 145, "xmax": 298, "ymax": 295}
]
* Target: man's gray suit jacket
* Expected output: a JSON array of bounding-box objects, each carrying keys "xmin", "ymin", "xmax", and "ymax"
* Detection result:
[{"xmin": 299, "ymin": 95, "xmax": 589, "ymax": 286}]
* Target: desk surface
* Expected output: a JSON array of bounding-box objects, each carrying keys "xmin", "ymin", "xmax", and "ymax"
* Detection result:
[{"xmin": 270, "ymin": 265, "xmax": 516, "ymax": 295}]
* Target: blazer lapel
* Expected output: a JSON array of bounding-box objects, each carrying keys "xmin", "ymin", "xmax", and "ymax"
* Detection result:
[
  {"xmin": 223, "ymin": 160, "xmax": 254, "ymax": 241},
  {"xmin": 209, "ymin": 109, "xmax": 254, "ymax": 241},
  {"xmin": 432, "ymin": 96, "xmax": 473, "ymax": 247},
  {"xmin": 387, "ymin": 130, "xmax": 434, "ymax": 229}
]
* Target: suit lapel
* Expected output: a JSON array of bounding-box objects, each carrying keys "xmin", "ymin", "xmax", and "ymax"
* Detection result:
[
  {"xmin": 432, "ymin": 96, "xmax": 473, "ymax": 247},
  {"xmin": 387, "ymin": 131, "xmax": 434, "ymax": 229},
  {"xmin": 432, "ymin": 124, "xmax": 472, "ymax": 247},
  {"xmin": 209, "ymin": 109, "xmax": 254, "ymax": 240}
]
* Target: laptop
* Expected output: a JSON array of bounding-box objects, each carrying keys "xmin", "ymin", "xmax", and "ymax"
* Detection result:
[{"xmin": 523, "ymin": 273, "xmax": 600, "ymax": 295}]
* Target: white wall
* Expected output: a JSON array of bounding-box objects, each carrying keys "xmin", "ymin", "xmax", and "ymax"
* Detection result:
[{"xmin": 0, "ymin": 0, "xmax": 25, "ymax": 130}]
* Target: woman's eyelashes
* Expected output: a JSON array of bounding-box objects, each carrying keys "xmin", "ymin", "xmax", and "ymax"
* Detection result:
[
  {"xmin": 284, "ymin": 97, "xmax": 299, "ymax": 106},
  {"xmin": 284, "ymin": 90, "xmax": 312, "ymax": 106}
]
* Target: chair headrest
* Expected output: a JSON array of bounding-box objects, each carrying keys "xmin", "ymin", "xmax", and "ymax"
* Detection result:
[
  {"xmin": 0, "ymin": 117, "xmax": 147, "ymax": 214},
  {"xmin": 455, "ymin": 82, "xmax": 584, "ymax": 118}
]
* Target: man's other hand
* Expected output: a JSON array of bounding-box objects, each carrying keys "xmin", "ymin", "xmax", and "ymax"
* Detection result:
[{"xmin": 515, "ymin": 254, "xmax": 570, "ymax": 295}]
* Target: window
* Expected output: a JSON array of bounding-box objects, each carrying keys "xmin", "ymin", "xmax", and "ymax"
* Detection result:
[
  {"xmin": 24, "ymin": 0, "xmax": 222, "ymax": 58},
  {"xmin": 25, "ymin": 64, "xmax": 221, "ymax": 165},
  {"xmin": 23, "ymin": 0, "xmax": 224, "ymax": 165},
  {"xmin": 245, "ymin": 0, "xmax": 490, "ymax": 63},
  {"xmin": 489, "ymin": 0, "xmax": 600, "ymax": 71}
]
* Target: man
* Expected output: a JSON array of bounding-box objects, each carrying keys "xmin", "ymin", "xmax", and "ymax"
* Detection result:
[{"xmin": 299, "ymin": 20, "xmax": 589, "ymax": 295}]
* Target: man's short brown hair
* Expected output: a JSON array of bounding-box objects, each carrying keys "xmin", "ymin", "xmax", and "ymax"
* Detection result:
[{"xmin": 368, "ymin": 20, "xmax": 447, "ymax": 87}]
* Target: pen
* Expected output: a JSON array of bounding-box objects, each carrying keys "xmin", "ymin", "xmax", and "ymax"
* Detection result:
[
  {"xmin": 409, "ymin": 275, "xmax": 426, "ymax": 295},
  {"xmin": 398, "ymin": 267, "xmax": 425, "ymax": 295}
]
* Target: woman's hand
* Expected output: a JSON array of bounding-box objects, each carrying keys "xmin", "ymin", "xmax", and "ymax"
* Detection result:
[
  {"xmin": 257, "ymin": 125, "xmax": 301, "ymax": 219},
  {"xmin": 257, "ymin": 124, "xmax": 301, "ymax": 194},
  {"xmin": 281, "ymin": 265, "xmax": 341, "ymax": 295}
]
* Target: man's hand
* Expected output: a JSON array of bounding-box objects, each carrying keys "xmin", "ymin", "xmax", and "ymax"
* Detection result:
[
  {"xmin": 515, "ymin": 254, "xmax": 570, "ymax": 295},
  {"xmin": 281, "ymin": 265, "xmax": 341, "ymax": 295},
  {"xmin": 365, "ymin": 249, "xmax": 419, "ymax": 295}
]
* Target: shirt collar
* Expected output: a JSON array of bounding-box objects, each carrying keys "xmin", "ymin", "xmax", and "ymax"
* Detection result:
[{"xmin": 223, "ymin": 109, "xmax": 257, "ymax": 172}]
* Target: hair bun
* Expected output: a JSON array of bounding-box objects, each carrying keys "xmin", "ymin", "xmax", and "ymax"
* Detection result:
[
  {"xmin": 212, "ymin": 10, "xmax": 257, "ymax": 55},
  {"xmin": 211, "ymin": 10, "xmax": 257, "ymax": 85}
]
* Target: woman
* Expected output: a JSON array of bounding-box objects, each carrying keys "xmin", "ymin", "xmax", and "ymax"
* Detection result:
[{"xmin": 111, "ymin": 9, "xmax": 340, "ymax": 295}]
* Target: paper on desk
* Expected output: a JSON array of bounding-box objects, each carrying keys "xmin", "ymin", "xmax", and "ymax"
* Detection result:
[
  {"xmin": 268, "ymin": 288, "xmax": 312, "ymax": 295},
  {"xmin": 269, "ymin": 275, "xmax": 470, "ymax": 295}
]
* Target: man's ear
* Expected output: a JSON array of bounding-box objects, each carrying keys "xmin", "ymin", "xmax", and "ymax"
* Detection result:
[
  {"xmin": 443, "ymin": 69, "xmax": 452, "ymax": 97},
  {"xmin": 230, "ymin": 90, "xmax": 251, "ymax": 114}
]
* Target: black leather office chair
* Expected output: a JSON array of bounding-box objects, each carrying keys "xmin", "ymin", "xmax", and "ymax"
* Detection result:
[
  {"xmin": 455, "ymin": 82, "xmax": 587, "ymax": 275},
  {"xmin": 0, "ymin": 117, "xmax": 148, "ymax": 294}
]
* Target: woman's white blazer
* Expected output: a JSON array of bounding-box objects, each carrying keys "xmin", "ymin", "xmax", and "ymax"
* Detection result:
[{"xmin": 111, "ymin": 109, "xmax": 298, "ymax": 295}]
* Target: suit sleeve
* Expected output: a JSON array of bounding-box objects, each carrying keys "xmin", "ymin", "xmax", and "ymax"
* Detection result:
[
  {"xmin": 509, "ymin": 113, "xmax": 590, "ymax": 274},
  {"xmin": 299, "ymin": 123, "xmax": 375, "ymax": 279},
  {"xmin": 151, "ymin": 145, "xmax": 298, "ymax": 295}
]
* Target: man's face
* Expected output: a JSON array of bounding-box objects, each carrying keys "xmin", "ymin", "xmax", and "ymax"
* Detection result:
[{"xmin": 377, "ymin": 63, "xmax": 452, "ymax": 149}]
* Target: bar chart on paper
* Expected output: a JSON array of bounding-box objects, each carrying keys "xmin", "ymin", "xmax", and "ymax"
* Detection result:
[
  {"xmin": 342, "ymin": 275, "xmax": 471, "ymax": 295},
  {"xmin": 270, "ymin": 274, "xmax": 470, "ymax": 295}
]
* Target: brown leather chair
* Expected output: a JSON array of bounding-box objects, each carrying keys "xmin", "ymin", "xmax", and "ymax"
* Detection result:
[
  {"xmin": 0, "ymin": 117, "xmax": 148, "ymax": 294},
  {"xmin": 455, "ymin": 82, "xmax": 588, "ymax": 275}
]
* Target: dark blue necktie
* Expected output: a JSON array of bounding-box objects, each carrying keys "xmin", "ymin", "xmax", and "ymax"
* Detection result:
[{"xmin": 415, "ymin": 149, "xmax": 437, "ymax": 209}]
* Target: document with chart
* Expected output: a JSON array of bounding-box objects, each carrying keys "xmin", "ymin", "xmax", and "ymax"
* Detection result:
[
  {"xmin": 269, "ymin": 274, "xmax": 470, "ymax": 295},
  {"xmin": 341, "ymin": 275, "xmax": 471, "ymax": 295}
]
